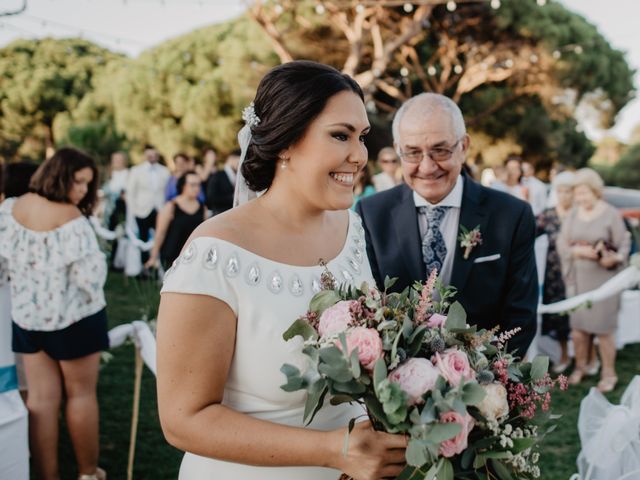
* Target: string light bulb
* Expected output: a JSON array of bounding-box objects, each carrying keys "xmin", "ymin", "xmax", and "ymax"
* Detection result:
[
  {"xmin": 314, "ymin": 3, "xmax": 325, "ymax": 14},
  {"xmin": 427, "ymin": 65, "xmax": 437, "ymax": 76},
  {"xmin": 454, "ymin": 64, "xmax": 463, "ymax": 74},
  {"xmin": 403, "ymin": 3, "xmax": 414, "ymax": 13},
  {"xmin": 446, "ymin": 1, "xmax": 457, "ymax": 11},
  {"xmin": 400, "ymin": 67, "xmax": 409, "ymax": 76},
  {"xmin": 355, "ymin": 4, "xmax": 365, "ymax": 13},
  {"xmin": 490, "ymin": 0, "xmax": 501, "ymax": 9},
  {"xmin": 537, "ymin": 0, "xmax": 547, "ymax": 5}
]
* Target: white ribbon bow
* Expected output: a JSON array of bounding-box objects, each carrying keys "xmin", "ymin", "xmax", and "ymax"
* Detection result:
[{"xmin": 572, "ymin": 376, "xmax": 640, "ymax": 480}]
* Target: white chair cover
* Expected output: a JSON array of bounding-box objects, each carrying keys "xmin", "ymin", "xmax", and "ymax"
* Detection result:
[{"xmin": 575, "ymin": 376, "xmax": 640, "ymax": 479}]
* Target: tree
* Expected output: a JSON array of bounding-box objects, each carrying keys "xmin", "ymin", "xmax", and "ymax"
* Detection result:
[
  {"xmin": 0, "ymin": 38, "xmax": 121, "ymax": 161},
  {"xmin": 610, "ymin": 143, "xmax": 640, "ymax": 189},
  {"xmin": 248, "ymin": 0, "xmax": 634, "ymax": 167},
  {"xmin": 98, "ymin": 18, "xmax": 279, "ymax": 160}
]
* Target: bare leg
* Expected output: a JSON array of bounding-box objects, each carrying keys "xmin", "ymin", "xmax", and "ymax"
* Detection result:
[
  {"xmin": 59, "ymin": 353, "xmax": 101, "ymax": 477},
  {"xmin": 569, "ymin": 329, "xmax": 589, "ymax": 384},
  {"xmin": 22, "ymin": 352, "xmax": 63, "ymax": 480},
  {"xmin": 559, "ymin": 340, "xmax": 569, "ymax": 364},
  {"xmin": 597, "ymin": 334, "xmax": 617, "ymax": 380}
]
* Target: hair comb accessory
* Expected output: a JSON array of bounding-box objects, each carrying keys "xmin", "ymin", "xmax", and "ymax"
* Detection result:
[{"xmin": 242, "ymin": 102, "xmax": 261, "ymax": 128}]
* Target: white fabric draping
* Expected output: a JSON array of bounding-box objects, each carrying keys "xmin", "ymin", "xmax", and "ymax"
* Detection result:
[
  {"xmin": 91, "ymin": 217, "xmax": 154, "ymax": 277},
  {"xmin": 108, "ymin": 321, "xmax": 157, "ymax": 376},
  {"xmin": 570, "ymin": 376, "xmax": 640, "ymax": 480},
  {"xmin": 0, "ymin": 284, "xmax": 29, "ymax": 480}
]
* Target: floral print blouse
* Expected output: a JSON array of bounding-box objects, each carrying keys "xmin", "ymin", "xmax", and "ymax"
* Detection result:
[{"xmin": 0, "ymin": 198, "xmax": 107, "ymax": 331}]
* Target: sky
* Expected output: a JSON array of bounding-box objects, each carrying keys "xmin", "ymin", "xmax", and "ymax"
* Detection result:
[{"xmin": 0, "ymin": 0, "xmax": 638, "ymax": 142}]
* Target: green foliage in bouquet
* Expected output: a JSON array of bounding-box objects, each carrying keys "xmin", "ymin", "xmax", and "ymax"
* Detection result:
[{"xmin": 281, "ymin": 270, "xmax": 567, "ymax": 480}]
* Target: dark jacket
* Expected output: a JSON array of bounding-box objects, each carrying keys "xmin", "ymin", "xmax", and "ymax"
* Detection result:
[
  {"xmin": 205, "ymin": 170, "xmax": 234, "ymax": 215},
  {"xmin": 355, "ymin": 175, "xmax": 538, "ymax": 356}
]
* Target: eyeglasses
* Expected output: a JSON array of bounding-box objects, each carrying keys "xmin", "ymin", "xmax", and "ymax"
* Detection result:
[{"xmin": 398, "ymin": 140, "xmax": 462, "ymax": 164}]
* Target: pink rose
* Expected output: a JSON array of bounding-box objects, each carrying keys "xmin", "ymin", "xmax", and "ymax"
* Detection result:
[
  {"xmin": 426, "ymin": 313, "xmax": 447, "ymax": 328},
  {"xmin": 438, "ymin": 410, "xmax": 475, "ymax": 458},
  {"xmin": 434, "ymin": 349, "xmax": 475, "ymax": 387},
  {"xmin": 318, "ymin": 301, "xmax": 357, "ymax": 337},
  {"xmin": 341, "ymin": 327, "xmax": 383, "ymax": 371},
  {"xmin": 388, "ymin": 358, "xmax": 440, "ymax": 405}
]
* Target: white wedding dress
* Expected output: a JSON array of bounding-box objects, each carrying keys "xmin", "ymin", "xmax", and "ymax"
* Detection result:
[{"xmin": 161, "ymin": 210, "xmax": 374, "ymax": 479}]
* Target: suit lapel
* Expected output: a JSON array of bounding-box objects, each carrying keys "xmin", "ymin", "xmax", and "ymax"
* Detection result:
[
  {"xmin": 451, "ymin": 175, "xmax": 488, "ymax": 292},
  {"xmin": 392, "ymin": 185, "xmax": 425, "ymax": 282}
]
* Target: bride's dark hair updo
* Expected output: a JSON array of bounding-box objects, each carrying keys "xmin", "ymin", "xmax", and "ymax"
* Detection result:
[{"xmin": 242, "ymin": 60, "xmax": 365, "ymax": 192}]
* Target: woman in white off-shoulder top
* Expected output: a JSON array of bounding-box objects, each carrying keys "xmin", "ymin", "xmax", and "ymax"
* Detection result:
[
  {"xmin": 0, "ymin": 148, "xmax": 108, "ymax": 480},
  {"xmin": 157, "ymin": 61, "xmax": 407, "ymax": 480}
]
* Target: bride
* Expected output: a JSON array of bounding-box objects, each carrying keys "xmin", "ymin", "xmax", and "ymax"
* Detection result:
[{"xmin": 156, "ymin": 61, "xmax": 407, "ymax": 479}]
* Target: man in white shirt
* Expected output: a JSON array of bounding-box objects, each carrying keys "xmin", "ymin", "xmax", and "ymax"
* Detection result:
[
  {"xmin": 522, "ymin": 161, "xmax": 549, "ymax": 216},
  {"xmin": 126, "ymin": 144, "xmax": 170, "ymax": 261},
  {"xmin": 356, "ymin": 93, "xmax": 537, "ymax": 356}
]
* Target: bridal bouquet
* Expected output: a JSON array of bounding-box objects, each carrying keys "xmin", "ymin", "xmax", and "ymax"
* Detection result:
[{"xmin": 281, "ymin": 270, "xmax": 567, "ymax": 480}]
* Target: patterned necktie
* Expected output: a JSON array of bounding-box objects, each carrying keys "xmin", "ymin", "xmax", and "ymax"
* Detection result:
[{"xmin": 419, "ymin": 206, "xmax": 450, "ymax": 277}]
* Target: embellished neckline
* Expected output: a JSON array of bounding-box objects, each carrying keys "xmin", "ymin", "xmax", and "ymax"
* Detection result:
[{"xmin": 189, "ymin": 211, "xmax": 360, "ymax": 270}]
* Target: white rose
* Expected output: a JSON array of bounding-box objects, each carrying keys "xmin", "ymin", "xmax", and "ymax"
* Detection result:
[{"xmin": 478, "ymin": 383, "xmax": 509, "ymax": 422}]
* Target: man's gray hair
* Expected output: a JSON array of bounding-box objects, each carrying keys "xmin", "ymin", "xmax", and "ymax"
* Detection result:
[{"xmin": 391, "ymin": 93, "xmax": 467, "ymax": 145}]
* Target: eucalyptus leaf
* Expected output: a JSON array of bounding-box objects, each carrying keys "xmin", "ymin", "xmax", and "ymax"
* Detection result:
[
  {"xmin": 427, "ymin": 422, "xmax": 462, "ymax": 443},
  {"xmin": 309, "ymin": 290, "xmax": 341, "ymax": 315},
  {"xmin": 373, "ymin": 358, "xmax": 387, "ymax": 394},
  {"xmin": 445, "ymin": 301, "xmax": 467, "ymax": 329},
  {"xmin": 279, "ymin": 364, "xmax": 306, "ymax": 392},
  {"xmin": 461, "ymin": 382, "xmax": 487, "ymax": 406},
  {"xmin": 303, "ymin": 380, "xmax": 328, "ymax": 425},
  {"xmin": 530, "ymin": 355, "xmax": 550, "ymax": 381},
  {"xmin": 406, "ymin": 439, "xmax": 429, "ymax": 467},
  {"xmin": 384, "ymin": 276, "xmax": 398, "ymax": 291},
  {"xmin": 282, "ymin": 319, "xmax": 318, "ymax": 341},
  {"xmin": 438, "ymin": 458, "xmax": 454, "ymax": 480},
  {"xmin": 489, "ymin": 459, "xmax": 515, "ymax": 480}
]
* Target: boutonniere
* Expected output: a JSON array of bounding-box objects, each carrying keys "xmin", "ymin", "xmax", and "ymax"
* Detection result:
[{"xmin": 458, "ymin": 225, "xmax": 482, "ymax": 260}]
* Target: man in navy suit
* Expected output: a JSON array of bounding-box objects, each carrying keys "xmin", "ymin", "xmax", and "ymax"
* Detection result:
[{"xmin": 356, "ymin": 93, "xmax": 537, "ymax": 356}]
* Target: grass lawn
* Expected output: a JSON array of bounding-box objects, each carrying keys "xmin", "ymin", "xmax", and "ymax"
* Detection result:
[{"xmin": 54, "ymin": 273, "xmax": 640, "ymax": 479}]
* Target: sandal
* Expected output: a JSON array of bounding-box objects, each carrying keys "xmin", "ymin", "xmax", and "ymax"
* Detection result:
[
  {"xmin": 597, "ymin": 376, "xmax": 618, "ymax": 393},
  {"xmin": 568, "ymin": 369, "xmax": 585, "ymax": 385},
  {"xmin": 78, "ymin": 467, "xmax": 106, "ymax": 480}
]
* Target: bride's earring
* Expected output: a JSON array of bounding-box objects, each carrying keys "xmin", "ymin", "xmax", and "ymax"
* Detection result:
[{"xmin": 279, "ymin": 156, "xmax": 288, "ymax": 170}]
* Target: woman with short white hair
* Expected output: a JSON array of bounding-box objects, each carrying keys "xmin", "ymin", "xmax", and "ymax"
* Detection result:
[
  {"xmin": 558, "ymin": 168, "xmax": 631, "ymax": 392},
  {"xmin": 536, "ymin": 171, "xmax": 576, "ymax": 373}
]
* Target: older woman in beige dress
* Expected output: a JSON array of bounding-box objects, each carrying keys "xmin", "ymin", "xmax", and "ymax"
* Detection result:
[{"xmin": 558, "ymin": 168, "xmax": 630, "ymax": 392}]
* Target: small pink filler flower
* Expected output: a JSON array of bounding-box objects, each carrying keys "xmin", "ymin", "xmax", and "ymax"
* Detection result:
[
  {"xmin": 434, "ymin": 349, "xmax": 475, "ymax": 387},
  {"xmin": 342, "ymin": 327, "xmax": 383, "ymax": 371},
  {"xmin": 318, "ymin": 300, "xmax": 357, "ymax": 337},
  {"xmin": 438, "ymin": 411, "xmax": 475, "ymax": 458},
  {"xmin": 388, "ymin": 358, "xmax": 440, "ymax": 405}
]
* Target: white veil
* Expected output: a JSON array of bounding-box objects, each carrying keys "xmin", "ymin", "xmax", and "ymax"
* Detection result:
[{"xmin": 233, "ymin": 102, "xmax": 261, "ymax": 207}]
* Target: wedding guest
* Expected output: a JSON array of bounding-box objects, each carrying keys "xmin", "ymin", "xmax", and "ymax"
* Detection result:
[
  {"xmin": 535, "ymin": 171, "xmax": 575, "ymax": 373},
  {"xmin": 372, "ymin": 147, "xmax": 401, "ymax": 192},
  {"xmin": 104, "ymin": 151, "xmax": 130, "ymax": 269},
  {"xmin": 503, "ymin": 155, "xmax": 528, "ymax": 201},
  {"xmin": 558, "ymin": 168, "xmax": 631, "ymax": 392},
  {"xmin": 165, "ymin": 153, "xmax": 205, "ymax": 203},
  {"xmin": 352, "ymin": 163, "xmax": 376, "ymax": 210},
  {"xmin": 145, "ymin": 171, "xmax": 206, "ymax": 270},
  {"xmin": 127, "ymin": 144, "xmax": 171, "ymax": 262},
  {"xmin": 1, "ymin": 162, "xmax": 39, "ymax": 200},
  {"xmin": 205, "ymin": 150, "xmax": 240, "ymax": 216},
  {"xmin": 156, "ymin": 60, "xmax": 406, "ymax": 479},
  {"xmin": 522, "ymin": 161, "xmax": 548, "ymax": 216},
  {"xmin": 199, "ymin": 147, "xmax": 218, "ymax": 183},
  {"xmin": 0, "ymin": 148, "xmax": 108, "ymax": 480},
  {"xmin": 356, "ymin": 93, "xmax": 538, "ymax": 357},
  {"xmin": 1, "ymin": 161, "xmax": 39, "ymax": 396}
]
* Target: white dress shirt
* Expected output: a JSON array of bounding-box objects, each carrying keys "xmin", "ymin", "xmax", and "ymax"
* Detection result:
[
  {"xmin": 373, "ymin": 172, "xmax": 397, "ymax": 192},
  {"xmin": 224, "ymin": 164, "xmax": 237, "ymax": 187},
  {"xmin": 413, "ymin": 175, "xmax": 464, "ymax": 287}
]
